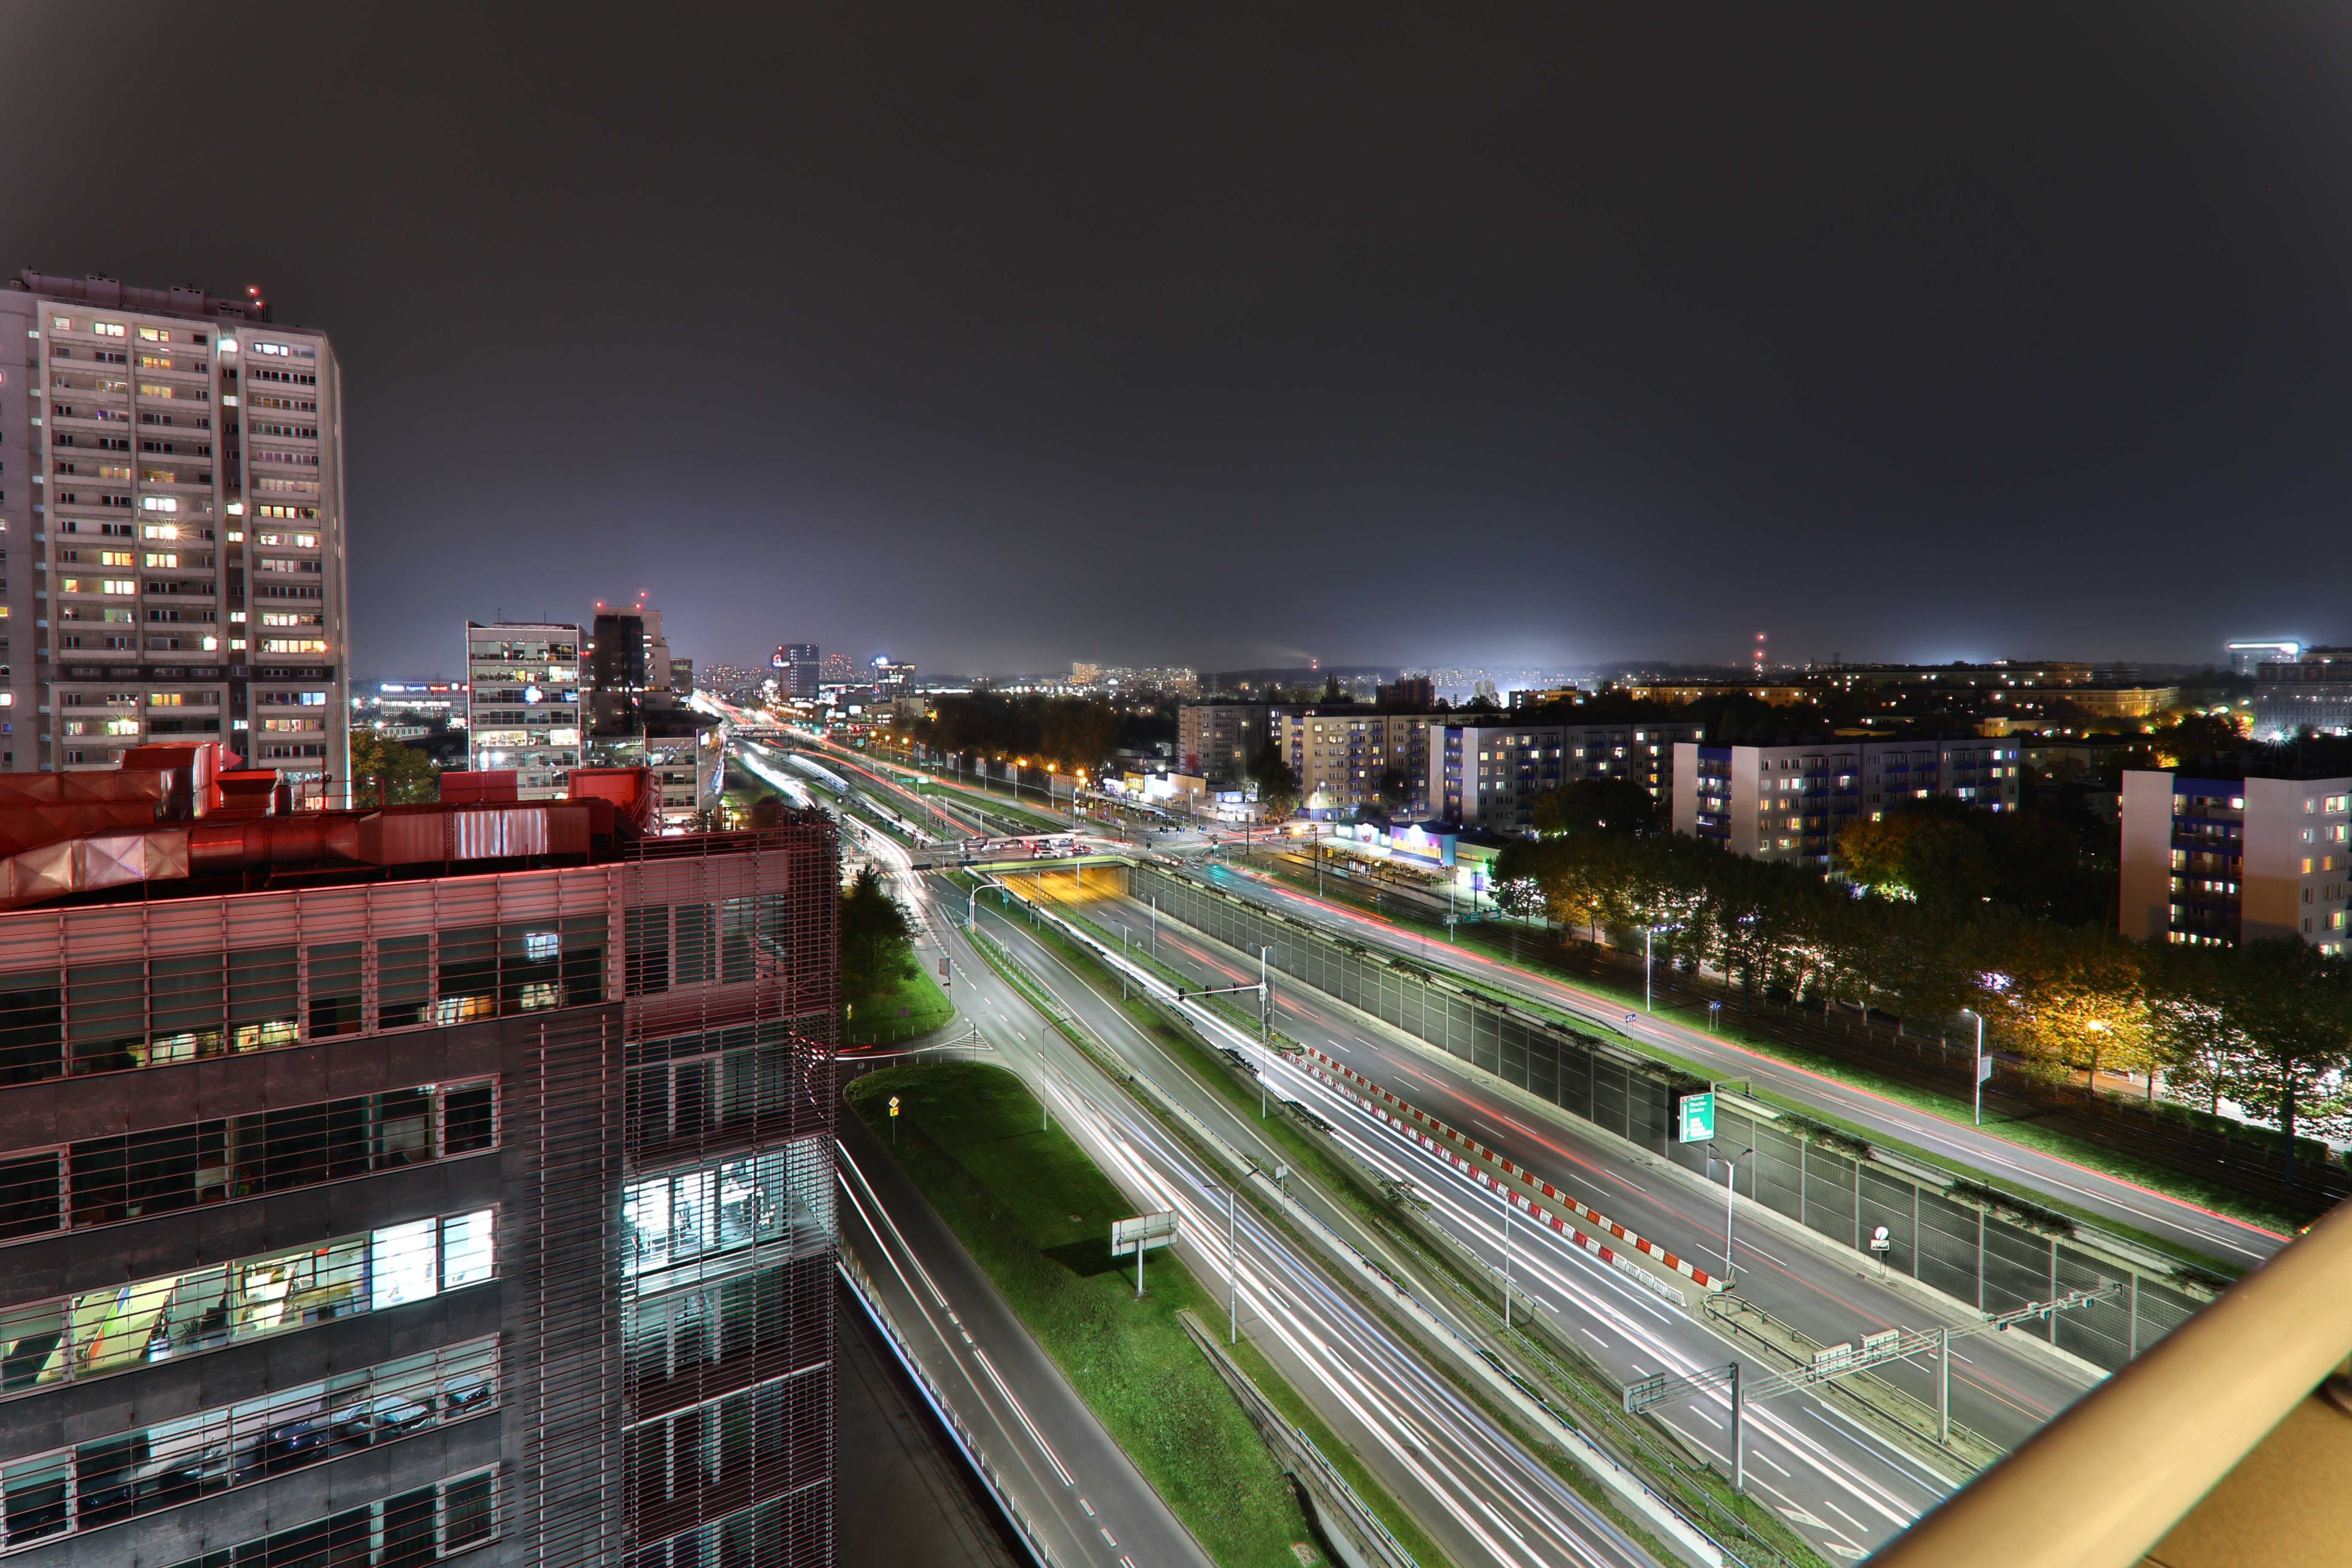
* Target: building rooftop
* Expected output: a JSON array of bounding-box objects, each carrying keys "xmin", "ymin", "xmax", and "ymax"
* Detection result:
[
  {"xmin": 11, "ymin": 268, "xmax": 276, "ymax": 322},
  {"xmin": 0, "ymin": 742, "xmax": 818, "ymax": 914}
]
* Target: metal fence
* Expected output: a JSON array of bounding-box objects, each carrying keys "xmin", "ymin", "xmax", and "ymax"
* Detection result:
[{"xmin": 1130, "ymin": 867, "xmax": 2219, "ymax": 1373}]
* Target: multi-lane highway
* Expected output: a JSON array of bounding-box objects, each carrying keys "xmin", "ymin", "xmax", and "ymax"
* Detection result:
[
  {"xmin": 729, "ymin": 726, "xmax": 2230, "ymax": 1561},
  {"xmin": 1191, "ymin": 858, "xmax": 2284, "ymax": 1272},
  {"xmin": 972, "ymin": 874, "xmax": 1968, "ymax": 1563},
  {"xmin": 797, "ymin": 739, "xmax": 1675, "ymax": 1568},
  {"xmin": 1033, "ymin": 874, "xmax": 2096, "ymax": 1449},
  {"xmin": 897, "ymin": 873, "xmax": 1675, "ymax": 1565}
]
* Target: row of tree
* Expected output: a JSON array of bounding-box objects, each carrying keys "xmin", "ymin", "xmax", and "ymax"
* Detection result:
[
  {"xmin": 1491, "ymin": 833, "xmax": 2352, "ymax": 1156},
  {"xmin": 913, "ymin": 693, "xmax": 1135, "ymax": 776}
]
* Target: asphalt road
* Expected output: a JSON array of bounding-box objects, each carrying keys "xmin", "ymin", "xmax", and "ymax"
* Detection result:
[
  {"xmin": 839, "ymin": 1105, "xmax": 1213, "ymax": 1568},
  {"xmin": 833, "ymin": 1274, "xmax": 1027, "ymax": 1568},
  {"xmin": 1195, "ymin": 857, "xmax": 2284, "ymax": 1273},
  {"xmin": 916, "ymin": 882, "xmax": 1671, "ymax": 1568},
  {"xmin": 1054, "ymin": 877, "xmax": 2098, "ymax": 1452},
  {"xmin": 961, "ymin": 880, "xmax": 1957, "ymax": 1566}
]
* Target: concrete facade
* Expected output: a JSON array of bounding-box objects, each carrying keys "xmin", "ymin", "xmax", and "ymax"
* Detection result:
[
  {"xmin": 1432, "ymin": 720, "xmax": 1703, "ymax": 832},
  {"xmin": 0, "ymin": 272, "xmax": 349, "ymax": 794},
  {"xmin": 1673, "ymin": 738, "xmax": 2021, "ymax": 869},
  {"xmin": 466, "ymin": 622, "xmax": 583, "ymax": 798},
  {"xmin": 2118, "ymin": 769, "xmax": 2352, "ymax": 952},
  {"xmin": 1175, "ymin": 703, "xmax": 1271, "ymax": 786}
]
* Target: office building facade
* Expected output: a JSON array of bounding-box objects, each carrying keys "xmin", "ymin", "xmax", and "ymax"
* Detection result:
[
  {"xmin": 1672, "ymin": 738, "xmax": 2021, "ymax": 868},
  {"xmin": 1433, "ymin": 720, "xmax": 1704, "ymax": 833},
  {"xmin": 776, "ymin": 647, "xmax": 818, "ymax": 703},
  {"xmin": 466, "ymin": 624, "xmax": 582, "ymax": 799},
  {"xmin": 0, "ymin": 272, "xmax": 348, "ymax": 793},
  {"xmin": 2119, "ymin": 770, "xmax": 2352, "ymax": 953},
  {"xmin": 1175, "ymin": 704, "xmax": 1271, "ymax": 786},
  {"xmin": 2249, "ymin": 647, "xmax": 2352, "ymax": 740},
  {"xmin": 587, "ymin": 608, "xmax": 674, "ymax": 739},
  {"xmin": 0, "ymin": 760, "xmax": 841, "ymax": 1566}
]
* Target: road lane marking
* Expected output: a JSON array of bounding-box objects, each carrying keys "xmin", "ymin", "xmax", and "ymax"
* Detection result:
[{"xmin": 973, "ymin": 1347, "xmax": 1075, "ymax": 1487}]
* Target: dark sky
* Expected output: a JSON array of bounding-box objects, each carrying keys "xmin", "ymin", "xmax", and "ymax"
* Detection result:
[{"xmin": 6, "ymin": 3, "xmax": 2349, "ymax": 678}]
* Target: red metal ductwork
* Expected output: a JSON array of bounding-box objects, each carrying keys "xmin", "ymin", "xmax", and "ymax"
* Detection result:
[{"xmin": 0, "ymin": 757, "xmax": 654, "ymax": 910}]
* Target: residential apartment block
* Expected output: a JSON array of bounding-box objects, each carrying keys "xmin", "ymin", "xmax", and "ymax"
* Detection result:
[
  {"xmin": 1672, "ymin": 738, "xmax": 2021, "ymax": 868},
  {"xmin": 0, "ymin": 751, "xmax": 841, "ymax": 1566},
  {"xmin": 0, "ymin": 271, "xmax": 349, "ymax": 792},
  {"xmin": 1175, "ymin": 703, "xmax": 1271, "ymax": 785},
  {"xmin": 466, "ymin": 623, "xmax": 582, "ymax": 799},
  {"xmin": 2119, "ymin": 770, "xmax": 2352, "ymax": 952},
  {"xmin": 1272, "ymin": 709, "xmax": 1438, "ymax": 818},
  {"xmin": 1432, "ymin": 721, "xmax": 1704, "ymax": 833}
]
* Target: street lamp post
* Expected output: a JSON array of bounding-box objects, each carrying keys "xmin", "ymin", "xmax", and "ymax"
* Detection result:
[
  {"xmin": 1259, "ymin": 945, "xmax": 1273, "ymax": 1045},
  {"xmin": 1963, "ymin": 1007, "xmax": 1986, "ymax": 1126},
  {"xmin": 1713, "ymin": 1144, "xmax": 1753, "ymax": 1286},
  {"xmin": 1501, "ymin": 1187, "xmax": 1515, "ymax": 1328}
]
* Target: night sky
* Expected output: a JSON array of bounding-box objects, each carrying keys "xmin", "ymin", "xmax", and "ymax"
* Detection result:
[{"xmin": 4, "ymin": 3, "xmax": 2348, "ymax": 678}]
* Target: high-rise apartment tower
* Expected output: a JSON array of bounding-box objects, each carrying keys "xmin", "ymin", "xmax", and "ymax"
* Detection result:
[{"xmin": 0, "ymin": 272, "xmax": 349, "ymax": 793}]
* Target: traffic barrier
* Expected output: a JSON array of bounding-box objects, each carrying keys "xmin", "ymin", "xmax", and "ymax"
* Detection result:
[{"xmin": 1297, "ymin": 1044, "xmax": 1725, "ymax": 1294}]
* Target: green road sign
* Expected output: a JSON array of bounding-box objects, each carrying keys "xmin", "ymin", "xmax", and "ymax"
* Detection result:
[{"xmin": 1677, "ymin": 1090, "xmax": 1715, "ymax": 1144}]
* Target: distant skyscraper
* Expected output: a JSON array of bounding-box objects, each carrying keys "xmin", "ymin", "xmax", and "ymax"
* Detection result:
[
  {"xmin": 587, "ymin": 602, "xmax": 672, "ymax": 735},
  {"xmin": 467, "ymin": 621, "xmax": 583, "ymax": 797},
  {"xmin": 779, "ymin": 643, "xmax": 820, "ymax": 700},
  {"xmin": 818, "ymin": 652, "xmax": 853, "ymax": 685},
  {"xmin": 869, "ymin": 656, "xmax": 915, "ymax": 692},
  {"xmin": 1, "ymin": 270, "xmax": 350, "ymax": 793}
]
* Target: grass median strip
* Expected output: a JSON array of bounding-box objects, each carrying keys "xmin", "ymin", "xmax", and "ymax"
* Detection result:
[{"xmin": 845, "ymin": 1062, "xmax": 1333, "ymax": 1568}]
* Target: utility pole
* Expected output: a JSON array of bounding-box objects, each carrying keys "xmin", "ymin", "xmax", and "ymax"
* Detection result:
[{"xmin": 1259, "ymin": 945, "xmax": 1274, "ymax": 1044}]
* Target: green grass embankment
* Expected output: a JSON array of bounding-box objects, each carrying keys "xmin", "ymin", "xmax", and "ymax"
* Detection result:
[
  {"xmin": 845, "ymin": 1063, "xmax": 1321, "ymax": 1568},
  {"xmin": 842, "ymin": 960, "xmax": 956, "ymax": 1045}
]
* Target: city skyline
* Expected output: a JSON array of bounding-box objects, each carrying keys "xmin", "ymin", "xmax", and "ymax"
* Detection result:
[{"xmin": 6, "ymin": 5, "xmax": 2351, "ymax": 677}]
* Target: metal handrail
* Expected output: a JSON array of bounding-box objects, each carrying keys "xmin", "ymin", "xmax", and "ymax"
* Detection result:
[{"xmin": 1870, "ymin": 1196, "xmax": 2352, "ymax": 1566}]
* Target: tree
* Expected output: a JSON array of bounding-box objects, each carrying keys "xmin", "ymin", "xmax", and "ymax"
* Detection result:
[
  {"xmin": 840, "ymin": 866, "xmax": 916, "ymax": 996},
  {"xmin": 1530, "ymin": 777, "xmax": 1655, "ymax": 837},
  {"xmin": 348, "ymin": 727, "xmax": 439, "ymax": 805},
  {"xmin": 2000, "ymin": 928, "xmax": 2153, "ymax": 1096},
  {"xmin": 2227, "ymin": 938, "xmax": 2352, "ymax": 1180},
  {"xmin": 1836, "ymin": 811, "xmax": 1994, "ymax": 906},
  {"xmin": 1247, "ymin": 743, "xmax": 1301, "ymax": 822},
  {"xmin": 2144, "ymin": 939, "xmax": 2255, "ymax": 1115},
  {"xmin": 1492, "ymin": 876, "xmax": 1545, "ymax": 923},
  {"xmin": 1374, "ymin": 765, "xmax": 1415, "ymax": 819}
]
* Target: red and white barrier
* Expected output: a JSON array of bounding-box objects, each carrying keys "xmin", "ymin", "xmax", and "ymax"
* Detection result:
[{"xmin": 1298, "ymin": 1044, "xmax": 1724, "ymax": 1293}]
